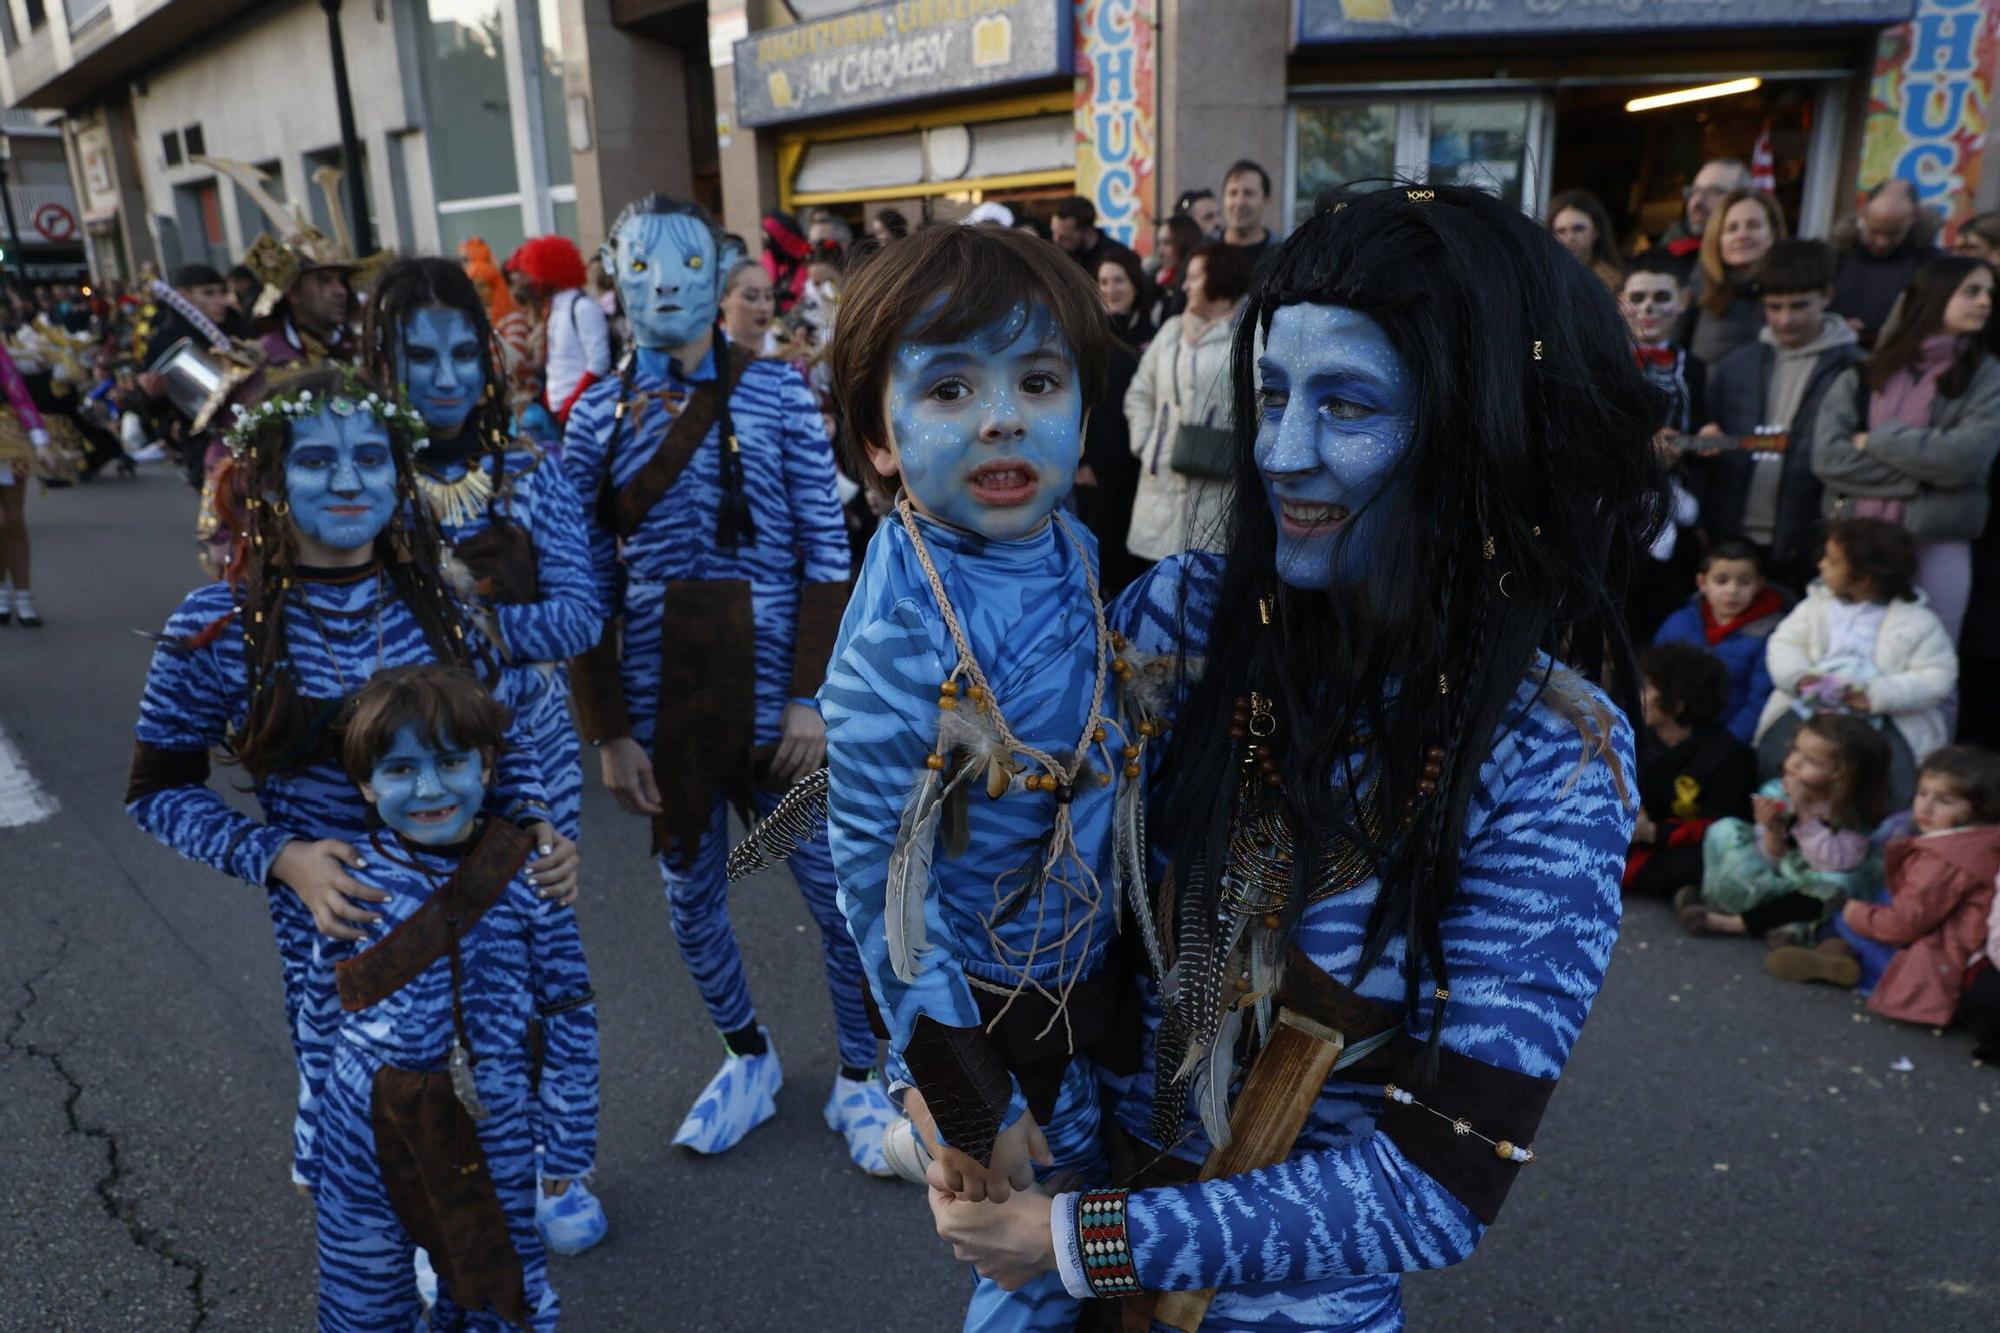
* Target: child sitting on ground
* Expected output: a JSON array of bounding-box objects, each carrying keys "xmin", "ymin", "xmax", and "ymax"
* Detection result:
[
  {"xmin": 313, "ymin": 664, "xmax": 598, "ymax": 1331},
  {"xmin": 1626, "ymin": 642, "xmax": 1759, "ymax": 899},
  {"xmin": 1765, "ymin": 746, "xmax": 2000, "ymax": 1031},
  {"xmin": 1756, "ymin": 517, "xmax": 1957, "ymax": 768},
  {"xmin": 1653, "ymin": 538, "xmax": 1789, "ymax": 743},
  {"xmin": 1679, "ymin": 712, "xmax": 1890, "ymax": 940}
]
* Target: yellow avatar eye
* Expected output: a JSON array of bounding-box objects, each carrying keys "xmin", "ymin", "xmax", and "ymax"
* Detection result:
[
  {"xmin": 687, "ymin": 255, "xmax": 704, "ymax": 270},
  {"xmin": 630, "ymin": 258, "xmax": 648, "ymax": 273}
]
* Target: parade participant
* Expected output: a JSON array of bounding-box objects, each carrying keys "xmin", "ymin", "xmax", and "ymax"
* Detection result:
[
  {"xmin": 561, "ymin": 193, "xmax": 891, "ymax": 1168},
  {"xmin": 314, "ymin": 664, "xmax": 597, "ymax": 1331},
  {"xmin": 125, "ymin": 366, "xmax": 579, "ymax": 1191},
  {"xmin": 460, "ymin": 238, "xmax": 541, "ymax": 424},
  {"xmin": 0, "ymin": 338, "xmax": 56, "ymax": 627},
  {"xmin": 810, "ymin": 222, "xmax": 1137, "ymax": 1330},
  {"xmin": 508, "ymin": 235, "xmax": 608, "ymax": 425},
  {"xmin": 932, "ymin": 185, "xmax": 1661, "ymax": 1331},
  {"xmin": 198, "ymin": 159, "xmax": 361, "ymax": 368}
]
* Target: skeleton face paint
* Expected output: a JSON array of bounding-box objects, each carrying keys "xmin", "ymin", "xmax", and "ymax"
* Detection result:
[
  {"xmin": 398, "ymin": 306, "xmax": 485, "ymax": 438},
  {"xmin": 1253, "ymin": 303, "xmax": 1415, "ymax": 590},
  {"xmin": 608, "ymin": 210, "xmax": 722, "ymax": 350},
  {"xmin": 874, "ymin": 302, "xmax": 1082, "ymax": 541},
  {"xmin": 283, "ymin": 408, "xmax": 399, "ymax": 556},
  {"xmin": 361, "ymin": 724, "xmax": 487, "ymax": 846}
]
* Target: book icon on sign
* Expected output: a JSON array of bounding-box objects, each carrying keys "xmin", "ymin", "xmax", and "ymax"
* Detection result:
[
  {"xmin": 768, "ymin": 70, "xmax": 796, "ymax": 109},
  {"xmin": 972, "ymin": 16, "xmax": 1012, "ymax": 68}
]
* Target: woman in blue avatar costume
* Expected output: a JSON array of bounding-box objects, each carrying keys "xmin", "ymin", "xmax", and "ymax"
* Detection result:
[
  {"xmin": 126, "ymin": 366, "xmax": 580, "ymax": 1192},
  {"xmin": 314, "ymin": 664, "xmax": 597, "ymax": 1333},
  {"xmin": 817, "ymin": 222, "xmax": 1148, "ymax": 1333},
  {"xmin": 561, "ymin": 193, "xmax": 895, "ymax": 1171},
  {"xmin": 935, "ymin": 185, "xmax": 1669, "ymax": 1331}
]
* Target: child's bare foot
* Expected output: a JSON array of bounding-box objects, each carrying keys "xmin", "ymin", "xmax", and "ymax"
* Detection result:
[{"xmin": 1704, "ymin": 911, "xmax": 1747, "ymax": 935}]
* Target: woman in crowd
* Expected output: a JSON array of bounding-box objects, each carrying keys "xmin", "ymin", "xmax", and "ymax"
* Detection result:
[
  {"xmin": 1080, "ymin": 248, "xmax": 1151, "ymax": 597},
  {"xmin": 1097, "ymin": 249, "xmax": 1159, "ymax": 351},
  {"xmin": 1152, "ymin": 212, "xmax": 1203, "ymax": 318},
  {"xmin": 1952, "ymin": 211, "xmax": 2000, "ymax": 262},
  {"xmin": 720, "ymin": 259, "xmax": 781, "ymax": 357},
  {"xmin": 1687, "ymin": 188, "xmax": 1787, "ymax": 365},
  {"xmin": 1814, "ymin": 256, "xmax": 2000, "ymax": 641},
  {"xmin": 1548, "ymin": 188, "xmax": 1625, "ymax": 290}
]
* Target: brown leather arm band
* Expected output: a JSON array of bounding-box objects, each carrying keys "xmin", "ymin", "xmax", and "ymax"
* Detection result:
[
  {"xmin": 790, "ymin": 578, "xmax": 853, "ymax": 699},
  {"xmin": 1377, "ymin": 1045, "xmax": 1558, "ymax": 1226},
  {"xmin": 567, "ymin": 622, "xmax": 631, "ymax": 744},
  {"xmin": 901, "ymin": 1012, "xmax": 1016, "ymax": 1167},
  {"xmin": 125, "ymin": 741, "xmax": 212, "ymax": 805}
]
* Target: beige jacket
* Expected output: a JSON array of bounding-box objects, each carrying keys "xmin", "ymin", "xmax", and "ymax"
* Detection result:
[{"xmin": 1123, "ymin": 307, "xmax": 1238, "ymax": 562}]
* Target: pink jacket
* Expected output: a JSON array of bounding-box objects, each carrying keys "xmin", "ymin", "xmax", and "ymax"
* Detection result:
[
  {"xmin": 0, "ymin": 343, "xmax": 47, "ymax": 435},
  {"xmin": 1848, "ymin": 824, "xmax": 2000, "ymax": 1026}
]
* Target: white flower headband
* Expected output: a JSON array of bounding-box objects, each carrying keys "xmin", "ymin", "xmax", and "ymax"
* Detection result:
[{"xmin": 225, "ymin": 384, "xmax": 432, "ymax": 457}]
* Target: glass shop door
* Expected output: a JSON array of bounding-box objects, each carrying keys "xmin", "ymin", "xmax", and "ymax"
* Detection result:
[{"xmin": 1287, "ymin": 93, "xmax": 1552, "ymax": 230}]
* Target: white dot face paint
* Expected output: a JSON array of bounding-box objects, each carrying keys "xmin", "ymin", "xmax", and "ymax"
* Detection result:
[
  {"xmin": 879, "ymin": 302, "xmax": 1083, "ymax": 541},
  {"xmin": 1252, "ymin": 303, "xmax": 1415, "ymax": 590}
]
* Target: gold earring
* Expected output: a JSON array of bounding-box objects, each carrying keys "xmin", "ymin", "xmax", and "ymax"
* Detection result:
[{"xmin": 271, "ymin": 498, "xmax": 291, "ymax": 518}]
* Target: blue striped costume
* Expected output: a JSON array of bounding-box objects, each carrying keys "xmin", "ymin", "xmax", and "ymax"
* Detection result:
[
  {"xmin": 127, "ymin": 570, "xmax": 553, "ymax": 1187},
  {"xmin": 313, "ymin": 826, "xmax": 597, "ymax": 1331},
  {"xmin": 821, "ymin": 513, "xmax": 1122, "ymax": 1332},
  {"xmin": 561, "ymin": 345, "xmax": 873, "ymax": 1068},
  {"xmin": 424, "ymin": 443, "xmax": 602, "ymax": 840},
  {"xmin": 1088, "ymin": 555, "xmax": 1634, "ymax": 1331}
]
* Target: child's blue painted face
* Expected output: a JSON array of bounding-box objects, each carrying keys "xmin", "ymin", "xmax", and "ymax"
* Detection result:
[
  {"xmin": 362, "ymin": 723, "xmax": 488, "ymax": 846},
  {"xmin": 611, "ymin": 213, "xmax": 721, "ymax": 350},
  {"xmin": 875, "ymin": 302, "xmax": 1082, "ymax": 541},
  {"xmin": 1253, "ymin": 303, "xmax": 1415, "ymax": 590},
  {"xmin": 398, "ymin": 306, "xmax": 484, "ymax": 436},
  {"xmin": 283, "ymin": 408, "xmax": 399, "ymax": 554}
]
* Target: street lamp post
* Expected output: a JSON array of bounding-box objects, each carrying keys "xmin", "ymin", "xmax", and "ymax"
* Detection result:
[
  {"xmin": 0, "ymin": 134, "xmax": 24, "ymax": 296},
  {"xmin": 318, "ymin": 0, "xmax": 370, "ymax": 251}
]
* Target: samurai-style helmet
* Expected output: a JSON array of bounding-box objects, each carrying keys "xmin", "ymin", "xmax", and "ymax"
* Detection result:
[{"xmin": 195, "ymin": 157, "xmax": 377, "ymax": 319}]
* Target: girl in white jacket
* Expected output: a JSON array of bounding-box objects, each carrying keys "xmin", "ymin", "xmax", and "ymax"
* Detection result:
[{"xmin": 1757, "ymin": 517, "xmax": 1958, "ymax": 764}]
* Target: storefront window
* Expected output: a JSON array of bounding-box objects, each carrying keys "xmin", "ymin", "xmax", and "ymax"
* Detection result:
[
  {"xmin": 1426, "ymin": 101, "xmax": 1531, "ymax": 207},
  {"xmin": 439, "ymin": 202, "xmax": 527, "ymax": 259},
  {"xmin": 536, "ymin": 0, "xmax": 571, "ymax": 189},
  {"xmin": 1289, "ymin": 95, "xmax": 1545, "ymax": 227},
  {"xmin": 418, "ymin": 0, "xmax": 522, "ymax": 203},
  {"xmin": 1292, "ymin": 104, "xmax": 1395, "ymax": 221}
]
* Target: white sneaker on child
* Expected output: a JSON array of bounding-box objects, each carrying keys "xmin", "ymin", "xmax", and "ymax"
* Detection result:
[
  {"xmin": 823, "ymin": 1074, "xmax": 899, "ymax": 1177},
  {"xmin": 536, "ymin": 1178, "xmax": 609, "ymax": 1255},
  {"xmin": 671, "ymin": 1030, "xmax": 782, "ymax": 1154},
  {"xmin": 878, "ymin": 1115, "xmax": 933, "ymax": 1187}
]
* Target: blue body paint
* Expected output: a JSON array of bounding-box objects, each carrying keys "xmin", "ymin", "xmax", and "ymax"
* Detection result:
[
  {"xmin": 282, "ymin": 410, "xmax": 399, "ymax": 553},
  {"xmin": 1253, "ymin": 304, "xmax": 1414, "ymax": 590},
  {"xmin": 610, "ymin": 214, "xmax": 723, "ymax": 350},
  {"xmin": 361, "ymin": 724, "xmax": 489, "ymax": 846},
  {"xmin": 397, "ymin": 307, "xmax": 484, "ymax": 437}
]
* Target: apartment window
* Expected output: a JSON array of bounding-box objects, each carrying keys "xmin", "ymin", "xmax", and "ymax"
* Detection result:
[
  {"xmin": 23, "ymin": 0, "xmax": 45, "ymax": 31},
  {"xmin": 173, "ymin": 179, "xmax": 230, "ymax": 272},
  {"xmin": 183, "ymin": 124, "xmax": 205, "ymax": 159},
  {"xmin": 161, "ymin": 130, "xmax": 183, "ymax": 167},
  {"xmin": 69, "ymin": 0, "xmax": 112, "ymax": 31},
  {"xmin": 1, "ymin": 2, "xmax": 18, "ymax": 52}
]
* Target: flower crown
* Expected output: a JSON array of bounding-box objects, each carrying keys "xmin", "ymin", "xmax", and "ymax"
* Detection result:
[{"xmin": 225, "ymin": 374, "xmax": 431, "ymax": 457}]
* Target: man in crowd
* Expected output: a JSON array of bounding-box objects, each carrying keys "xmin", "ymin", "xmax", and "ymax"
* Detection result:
[
  {"xmin": 1176, "ymin": 187, "xmax": 1223, "ymax": 238},
  {"xmin": 807, "ymin": 209, "xmax": 853, "ymax": 251},
  {"xmin": 1646, "ymin": 157, "xmax": 1753, "ymax": 283},
  {"xmin": 1832, "ymin": 178, "xmax": 1939, "ymax": 345},
  {"xmin": 1051, "ymin": 195, "xmax": 1140, "ymax": 277},
  {"xmin": 1221, "ymin": 159, "xmax": 1279, "ymax": 266}
]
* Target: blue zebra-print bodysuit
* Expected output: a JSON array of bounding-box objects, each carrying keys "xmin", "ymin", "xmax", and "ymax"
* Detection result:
[
  {"xmin": 1096, "ymin": 555, "xmax": 1634, "ymax": 1331},
  {"xmin": 126, "ymin": 569, "xmax": 553, "ymax": 1186}
]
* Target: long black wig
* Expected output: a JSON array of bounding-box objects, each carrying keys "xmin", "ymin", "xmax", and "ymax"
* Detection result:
[{"xmin": 1153, "ymin": 183, "xmax": 1668, "ymax": 1075}]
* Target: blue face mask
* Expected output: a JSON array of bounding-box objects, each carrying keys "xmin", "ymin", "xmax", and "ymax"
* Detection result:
[
  {"xmin": 397, "ymin": 307, "xmax": 485, "ymax": 437},
  {"xmin": 1254, "ymin": 303, "xmax": 1415, "ymax": 591},
  {"xmin": 608, "ymin": 212, "xmax": 725, "ymax": 351},
  {"xmin": 282, "ymin": 408, "xmax": 400, "ymax": 556},
  {"xmin": 880, "ymin": 303, "xmax": 1082, "ymax": 541},
  {"xmin": 362, "ymin": 723, "xmax": 488, "ymax": 846}
]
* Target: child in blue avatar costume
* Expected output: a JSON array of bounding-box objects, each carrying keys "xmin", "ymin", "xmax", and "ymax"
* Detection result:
[
  {"xmin": 817, "ymin": 223, "xmax": 1147, "ymax": 1332},
  {"xmin": 125, "ymin": 367, "xmax": 580, "ymax": 1193},
  {"xmin": 561, "ymin": 193, "xmax": 894, "ymax": 1169},
  {"xmin": 933, "ymin": 187, "xmax": 1665, "ymax": 1331},
  {"xmin": 313, "ymin": 664, "xmax": 597, "ymax": 1332}
]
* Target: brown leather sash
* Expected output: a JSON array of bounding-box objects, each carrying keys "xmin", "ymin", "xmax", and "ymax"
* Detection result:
[
  {"xmin": 452, "ymin": 519, "xmax": 540, "ymax": 605},
  {"xmin": 125, "ymin": 740, "xmax": 212, "ymax": 804},
  {"xmin": 605, "ymin": 343, "xmax": 756, "ymax": 540},
  {"xmin": 791, "ymin": 578, "xmax": 853, "ymax": 698},
  {"xmin": 334, "ymin": 821, "xmax": 536, "ymax": 1012},
  {"xmin": 568, "ymin": 625, "xmax": 631, "ymax": 745},
  {"xmin": 651, "ymin": 578, "xmax": 758, "ymax": 864}
]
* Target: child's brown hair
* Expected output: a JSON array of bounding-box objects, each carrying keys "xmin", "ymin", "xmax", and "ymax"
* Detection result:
[
  {"xmin": 825, "ymin": 223, "xmax": 1111, "ymax": 497},
  {"xmin": 1824, "ymin": 517, "xmax": 1917, "ymax": 603},
  {"xmin": 1917, "ymin": 744, "xmax": 2000, "ymax": 824},
  {"xmin": 1798, "ymin": 712, "xmax": 1893, "ymax": 831},
  {"xmin": 340, "ymin": 664, "xmax": 511, "ymax": 786},
  {"xmin": 1640, "ymin": 642, "xmax": 1730, "ymax": 729}
]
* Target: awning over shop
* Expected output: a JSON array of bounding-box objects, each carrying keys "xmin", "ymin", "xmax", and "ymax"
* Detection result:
[{"xmin": 777, "ymin": 89, "xmax": 1074, "ymax": 208}]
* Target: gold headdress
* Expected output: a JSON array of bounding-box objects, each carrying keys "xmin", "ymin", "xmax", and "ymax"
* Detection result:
[{"xmin": 195, "ymin": 156, "xmax": 377, "ymax": 319}]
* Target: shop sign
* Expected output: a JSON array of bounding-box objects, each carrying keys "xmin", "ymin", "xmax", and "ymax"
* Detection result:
[
  {"xmin": 734, "ymin": 0, "xmax": 1074, "ymax": 128},
  {"xmin": 1075, "ymin": 0, "xmax": 1157, "ymax": 253},
  {"xmin": 1296, "ymin": 0, "xmax": 1915, "ymax": 44},
  {"xmin": 1858, "ymin": 0, "xmax": 1999, "ymax": 234}
]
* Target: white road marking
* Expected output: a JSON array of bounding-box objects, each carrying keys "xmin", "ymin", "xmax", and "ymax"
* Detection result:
[{"xmin": 0, "ymin": 722, "xmax": 59, "ymax": 827}]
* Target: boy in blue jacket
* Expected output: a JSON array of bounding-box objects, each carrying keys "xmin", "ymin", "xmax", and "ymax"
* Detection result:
[{"xmin": 1654, "ymin": 537, "xmax": 1790, "ymax": 744}]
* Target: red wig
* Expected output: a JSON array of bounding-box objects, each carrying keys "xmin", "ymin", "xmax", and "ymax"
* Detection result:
[{"xmin": 505, "ymin": 235, "xmax": 588, "ymax": 294}]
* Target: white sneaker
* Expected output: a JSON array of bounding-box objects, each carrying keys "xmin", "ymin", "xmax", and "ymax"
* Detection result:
[
  {"xmin": 413, "ymin": 1246, "xmax": 438, "ymax": 1309},
  {"xmin": 879, "ymin": 1115, "xmax": 933, "ymax": 1186},
  {"xmin": 823, "ymin": 1074, "xmax": 899, "ymax": 1177},
  {"xmin": 671, "ymin": 1031, "xmax": 782, "ymax": 1154},
  {"xmin": 536, "ymin": 1178, "xmax": 609, "ymax": 1256}
]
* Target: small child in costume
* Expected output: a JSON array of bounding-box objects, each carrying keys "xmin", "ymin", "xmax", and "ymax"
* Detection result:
[
  {"xmin": 313, "ymin": 665, "xmax": 597, "ymax": 1331},
  {"xmin": 816, "ymin": 223, "xmax": 1143, "ymax": 1331},
  {"xmin": 1653, "ymin": 538, "xmax": 1789, "ymax": 744},
  {"xmin": 1680, "ymin": 712, "xmax": 1890, "ymax": 940},
  {"xmin": 1765, "ymin": 746, "xmax": 2000, "ymax": 1028},
  {"xmin": 1625, "ymin": 643, "xmax": 1758, "ymax": 899}
]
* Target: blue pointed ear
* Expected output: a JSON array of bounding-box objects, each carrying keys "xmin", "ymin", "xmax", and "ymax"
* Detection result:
[{"xmin": 717, "ymin": 234, "xmax": 745, "ymax": 273}]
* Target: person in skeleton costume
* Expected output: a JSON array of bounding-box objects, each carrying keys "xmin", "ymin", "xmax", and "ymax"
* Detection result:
[
  {"xmin": 931, "ymin": 186, "xmax": 1664, "ymax": 1331},
  {"xmin": 313, "ymin": 665, "xmax": 596, "ymax": 1332},
  {"xmin": 125, "ymin": 366, "xmax": 580, "ymax": 1191},
  {"xmin": 813, "ymin": 223, "xmax": 1144, "ymax": 1332},
  {"xmin": 561, "ymin": 193, "xmax": 892, "ymax": 1168}
]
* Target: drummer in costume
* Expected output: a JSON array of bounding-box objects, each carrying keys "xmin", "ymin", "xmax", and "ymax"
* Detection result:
[
  {"xmin": 561, "ymin": 194, "xmax": 893, "ymax": 1168},
  {"xmin": 125, "ymin": 366, "xmax": 580, "ymax": 1191},
  {"xmin": 314, "ymin": 665, "xmax": 596, "ymax": 1331},
  {"xmin": 932, "ymin": 187, "xmax": 1663, "ymax": 1331}
]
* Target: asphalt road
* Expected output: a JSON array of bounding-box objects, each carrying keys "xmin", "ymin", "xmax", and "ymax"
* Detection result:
[{"xmin": 1, "ymin": 466, "xmax": 1995, "ymax": 1332}]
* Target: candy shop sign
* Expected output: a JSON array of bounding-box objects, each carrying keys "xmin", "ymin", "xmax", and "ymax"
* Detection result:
[
  {"xmin": 1074, "ymin": 0, "xmax": 1157, "ymax": 252},
  {"xmin": 1859, "ymin": 0, "xmax": 2000, "ymax": 230}
]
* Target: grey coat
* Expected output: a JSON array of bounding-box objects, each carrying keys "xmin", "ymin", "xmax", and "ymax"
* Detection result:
[{"xmin": 1812, "ymin": 355, "xmax": 2000, "ymax": 542}]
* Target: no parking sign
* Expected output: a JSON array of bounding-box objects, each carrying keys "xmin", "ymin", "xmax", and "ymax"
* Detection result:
[{"xmin": 31, "ymin": 203, "xmax": 76, "ymax": 243}]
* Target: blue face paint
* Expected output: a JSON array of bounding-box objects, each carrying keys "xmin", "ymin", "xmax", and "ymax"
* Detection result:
[
  {"xmin": 282, "ymin": 408, "xmax": 399, "ymax": 556},
  {"xmin": 397, "ymin": 306, "xmax": 485, "ymax": 436},
  {"xmin": 609, "ymin": 212, "xmax": 724, "ymax": 350},
  {"xmin": 364, "ymin": 723, "xmax": 488, "ymax": 846},
  {"xmin": 881, "ymin": 303, "xmax": 1082, "ymax": 541},
  {"xmin": 1253, "ymin": 303, "xmax": 1415, "ymax": 591}
]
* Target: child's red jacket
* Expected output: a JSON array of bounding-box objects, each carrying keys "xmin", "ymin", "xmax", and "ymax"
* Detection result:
[{"xmin": 1849, "ymin": 825, "xmax": 2000, "ymax": 1026}]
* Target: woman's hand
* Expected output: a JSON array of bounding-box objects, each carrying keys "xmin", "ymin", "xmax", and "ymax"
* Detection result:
[
  {"xmin": 769, "ymin": 702, "xmax": 826, "ymax": 787},
  {"xmin": 527, "ymin": 823, "xmax": 579, "ymax": 905},
  {"xmin": 928, "ymin": 1184, "xmax": 1059, "ymax": 1291},
  {"xmin": 273, "ymin": 838, "xmax": 389, "ymax": 940},
  {"xmin": 599, "ymin": 736, "xmax": 662, "ymax": 816}
]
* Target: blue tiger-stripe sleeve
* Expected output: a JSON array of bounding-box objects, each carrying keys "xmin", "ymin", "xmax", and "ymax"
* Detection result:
[
  {"xmin": 775, "ymin": 367, "xmax": 850, "ymax": 586},
  {"xmin": 559, "ymin": 380, "xmax": 623, "ymax": 617},
  {"xmin": 493, "ymin": 459, "xmax": 602, "ymax": 663},
  {"xmin": 1120, "ymin": 711, "xmax": 1635, "ymax": 1291},
  {"xmin": 489, "ymin": 667, "xmax": 554, "ymax": 825},
  {"xmin": 822, "ymin": 602, "xmax": 1027, "ymax": 1137},
  {"xmin": 530, "ymin": 894, "xmax": 600, "ymax": 1180}
]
